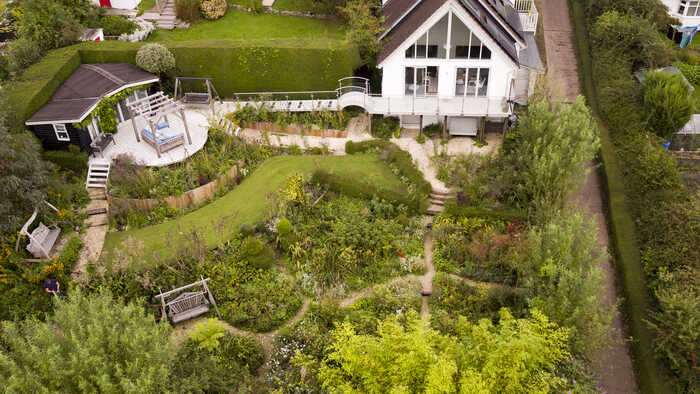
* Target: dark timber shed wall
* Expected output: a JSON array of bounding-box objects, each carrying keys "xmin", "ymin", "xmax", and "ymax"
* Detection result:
[{"xmin": 32, "ymin": 123, "xmax": 92, "ymax": 152}]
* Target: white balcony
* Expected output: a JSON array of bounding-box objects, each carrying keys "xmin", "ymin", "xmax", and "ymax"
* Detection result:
[{"xmin": 512, "ymin": 0, "xmax": 539, "ymax": 33}]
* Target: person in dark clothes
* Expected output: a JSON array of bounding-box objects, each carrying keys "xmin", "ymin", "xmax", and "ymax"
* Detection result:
[{"xmin": 44, "ymin": 278, "xmax": 64, "ymax": 297}]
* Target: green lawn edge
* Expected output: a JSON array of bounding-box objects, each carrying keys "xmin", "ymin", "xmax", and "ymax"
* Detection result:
[
  {"xmin": 101, "ymin": 154, "xmax": 407, "ymax": 267},
  {"xmin": 568, "ymin": 1, "xmax": 674, "ymax": 392}
]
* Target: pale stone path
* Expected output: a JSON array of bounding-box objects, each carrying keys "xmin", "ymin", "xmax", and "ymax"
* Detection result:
[
  {"xmin": 542, "ymin": 0, "xmax": 638, "ymax": 392},
  {"xmin": 419, "ymin": 228, "xmax": 436, "ymax": 318},
  {"xmin": 73, "ymin": 188, "xmax": 109, "ymax": 282}
]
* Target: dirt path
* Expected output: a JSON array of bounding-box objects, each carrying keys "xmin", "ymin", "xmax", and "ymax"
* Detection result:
[
  {"xmin": 542, "ymin": 1, "xmax": 637, "ymax": 392},
  {"xmin": 419, "ymin": 229, "xmax": 435, "ymax": 318}
]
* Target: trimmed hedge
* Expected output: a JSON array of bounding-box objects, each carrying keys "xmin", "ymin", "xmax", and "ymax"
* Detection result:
[
  {"xmin": 569, "ymin": 1, "xmax": 674, "ymax": 392},
  {"xmin": 42, "ymin": 145, "xmax": 89, "ymax": 176},
  {"xmin": 345, "ymin": 139, "xmax": 390, "ymax": 154},
  {"xmin": 311, "ymin": 169, "xmax": 424, "ymax": 214},
  {"xmin": 4, "ymin": 40, "xmax": 361, "ymax": 132}
]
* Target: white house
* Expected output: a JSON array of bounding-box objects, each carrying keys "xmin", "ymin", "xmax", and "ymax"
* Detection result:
[
  {"xmin": 662, "ymin": 0, "xmax": 700, "ymax": 25},
  {"xmin": 371, "ymin": 0, "xmax": 543, "ymax": 135},
  {"xmin": 92, "ymin": 0, "xmax": 141, "ymax": 9}
]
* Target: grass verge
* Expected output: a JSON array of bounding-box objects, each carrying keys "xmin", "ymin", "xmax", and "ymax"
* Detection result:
[
  {"xmin": 568, "ymin": 1, "xmax": 674, "ymax": 392},
  {"xmin": 101, "ymin": 154, "xmax": 406, "ymax": 266}
]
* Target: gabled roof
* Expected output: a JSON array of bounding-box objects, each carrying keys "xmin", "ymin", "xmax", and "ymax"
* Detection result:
[
  {"xmin": 26, "ymin": 63, "xmax": 158, "ymax": 125},
  {"xmin": 378, "ymin": 0, "xmax": 525, "ymax": 65}
]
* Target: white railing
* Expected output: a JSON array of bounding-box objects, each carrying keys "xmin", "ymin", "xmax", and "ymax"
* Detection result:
[{"xmin": 513, "ymin": 0, "xmax": 538, "ymax": 33}]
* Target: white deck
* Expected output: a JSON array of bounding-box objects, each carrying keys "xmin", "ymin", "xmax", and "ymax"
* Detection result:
[{"xmin": 89, "ymin": 109, "xmax": 210, "ymax": 167}]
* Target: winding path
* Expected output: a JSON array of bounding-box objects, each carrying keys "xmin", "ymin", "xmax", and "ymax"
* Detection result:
[{"xmin": 542, "ymin": 0, "xmax": 637, "ymax": 391}]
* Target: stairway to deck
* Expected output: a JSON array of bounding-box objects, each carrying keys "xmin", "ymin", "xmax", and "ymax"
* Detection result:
[{"xmin": 86, "ymin": 160, "xmax": 111, "ymax": 189}]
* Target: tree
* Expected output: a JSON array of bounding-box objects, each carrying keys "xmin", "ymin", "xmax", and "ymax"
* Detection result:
[
  {"xmin": 0, "ymin": 290, "xmax": 174, "ymax": 392},
  {"xmin": 16, "ymin": 0, "xmax": 84, "ymax": 51},
  {"xmin": 500, "ymin": 96, "xmax": 599, "ymax": 217},
  {"xmin": 642, "ymin": 70, "xmax": 694, "ymax": 140},
  {"xmin": 318, "ymin": 310, "xmax": 571, "ymax": 393},
  {"xmin": 338, "ymin": 0, "xmax": 384, "ymax": 63},
  {"xmin": 524, "ymin": 211, "xmax": 613, "ymax": 355},
  {"xmin": 0, "ymin": 126, "xmax": 53, "ymax": 236}
]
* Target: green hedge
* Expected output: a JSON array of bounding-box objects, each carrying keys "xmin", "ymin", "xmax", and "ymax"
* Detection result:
[
  {"xmin": 4, "ymin": 40, "xmax": 361, "ymax": 132},
  {"xmin": 311, "ymin": 168, "xmax": 424, "ymax": 214},
  {"xmin": 569, "ymin": 1, "xmax": 674, "ymax": 392},
  {"xmin": 43, "ymin": 145, "xmax": 89, "ymax": 177}
]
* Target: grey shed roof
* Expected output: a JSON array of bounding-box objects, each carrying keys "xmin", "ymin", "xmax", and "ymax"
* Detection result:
[
  {"xmin": 26, "ymin": 63, "xmax": 158, "ymax": 125},
  {"xmin": 378, "ymin": 0, "xmax": 524, "ymax": 65}
]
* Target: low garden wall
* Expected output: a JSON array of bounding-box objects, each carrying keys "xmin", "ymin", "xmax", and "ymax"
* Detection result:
[
  {"xmin": 108, "ymin": 159, "xmax": 245, "ymax": 212},
  {"xmin": 248, "ymin": 122, "xmax": 347, "ymax": 138}
]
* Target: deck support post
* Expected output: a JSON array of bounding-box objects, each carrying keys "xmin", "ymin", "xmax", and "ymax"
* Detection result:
[
  {"xmin": 478, "ymin": 116, "xmax": 486, "ymax": 144},
  {"xmin": 443, "ymin": 115, "xmax": 448, "ymax": 139},
  {"xmin": 367, "ymin": 112, "xmax": 372, "ymax": 134},
  {"xmin": 419, "ymin": 115, "xmax": 423, "ymax": 137}
]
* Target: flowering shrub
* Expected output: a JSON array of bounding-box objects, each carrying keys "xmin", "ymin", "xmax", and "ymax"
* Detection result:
[
  {"xmin": 135, "ymin": 43, "xmax": 175, "ymax": 74},
  {"xmin": 200, "ymin": 0, "xmax": 227, "ymax": 20}
]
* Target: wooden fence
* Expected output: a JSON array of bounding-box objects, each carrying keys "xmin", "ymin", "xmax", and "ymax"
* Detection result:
[
  {"xmin": 108, "ymin": 160, "xmax": 245, "ymax": 212},
  {"xmin": 247, "ymin": 122, "xmax": 347, "ymax": 138}
]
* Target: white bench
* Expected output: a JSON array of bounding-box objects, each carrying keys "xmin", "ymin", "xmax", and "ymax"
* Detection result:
[
  {"xmin": 155, "ymin": 277, "xmax": 221, "ymax": 324},
  {"xmin": 18, "ymin": 209, "xmax": 61, "ymax": 259}
]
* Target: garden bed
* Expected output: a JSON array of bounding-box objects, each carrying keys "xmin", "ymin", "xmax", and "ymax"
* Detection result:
[{"xmin": 245, "ymin": 121, "xmax": 346, "ymax": 138}]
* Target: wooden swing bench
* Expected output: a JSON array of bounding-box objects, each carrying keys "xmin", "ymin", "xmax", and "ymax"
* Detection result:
[
  {"xmin": 16, "ymin": 203, "xmax": 61, "ymax": 260},
  {"xmin": 154, "ymin": 277, "xmax": 221, "ymax": 324}
]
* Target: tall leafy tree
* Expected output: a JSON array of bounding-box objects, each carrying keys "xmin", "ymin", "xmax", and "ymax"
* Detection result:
[
  {"xmin": 339, "ymin": 0, "xmax": 384, "ymax": 63},
  {"xmin": 642, "ymin": 71, "xmax": 694, "ymax": 140},
  {"xmin": 0, "ymin": 125, "xmax": 52, "ymax": 237},
  {"xmin": 0, "ymin": 290, "xmax": 174, "ymax": 392},
  {"xmin": 525, "ymin": 211, "xmax": 613, "ymax": 355},
  {"xmin": 16, "ymin": 0, "xmax": 95, "ymax": 51},
  {"xmin": 501, "ymin": 96, "xmax": 599, "ymax": 217}
]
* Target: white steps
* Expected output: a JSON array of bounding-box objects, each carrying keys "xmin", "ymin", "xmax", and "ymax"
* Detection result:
[
  {"xmin": 86, "ymin": 161, "xmax": 111, "ymax": 189},
  {"xmin": 426, "ymin": 190, "xmax": 456, "ymax": 216}
]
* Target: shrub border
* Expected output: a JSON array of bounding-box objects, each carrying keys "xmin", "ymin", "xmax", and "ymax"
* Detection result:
[{"xmin": 569, "ymin": 1, "xmax": 674, "ymax": 392}]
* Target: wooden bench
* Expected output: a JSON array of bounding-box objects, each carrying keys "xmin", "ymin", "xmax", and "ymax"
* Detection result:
[
  {"xmin": 155, "ymin": 277, "xmax": 221, "ymax": 324},
  {"xmin": 17, "ymin": 209, "xmax": 61, "ymax": 259}
]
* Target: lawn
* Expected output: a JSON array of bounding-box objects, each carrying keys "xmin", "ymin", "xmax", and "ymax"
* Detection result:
[
  {"xmin": 138, "ymin": 0, "xmax": 155, "ymax": 15},
  {"xmin": 101, "ymin": 154, "xmax": 406, "ymax": 266},
  {"xmin": 147, "ymin": 9, "xmax": 345, "ymax": 42}
]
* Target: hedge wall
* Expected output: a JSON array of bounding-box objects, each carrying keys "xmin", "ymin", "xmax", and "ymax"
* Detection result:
[{"xmin": 4, "ymin": 39, "xmax": 361, "ymax": 132}]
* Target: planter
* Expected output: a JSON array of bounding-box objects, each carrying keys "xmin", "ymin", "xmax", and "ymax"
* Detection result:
[
  {"xmin": 248, "ymin": 122, "xmax": 347, "ymax": 138},
  {"xmin": 108, "ymin": 160, "xmax": 245, "ymax": 212}
]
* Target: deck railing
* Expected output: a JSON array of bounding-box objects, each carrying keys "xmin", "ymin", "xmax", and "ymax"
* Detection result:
[{"xmin": 512, "ymin": 0, "xmax": 538, "ymax": 32}]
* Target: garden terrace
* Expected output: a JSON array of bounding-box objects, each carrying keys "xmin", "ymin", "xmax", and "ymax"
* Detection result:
[{"xmin": 100, "ymin": 154, "xmax": 408, "ymax": 267}]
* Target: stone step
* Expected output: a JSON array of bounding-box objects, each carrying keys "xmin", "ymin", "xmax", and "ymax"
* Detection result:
[
  {"xmin": 85, "ymin": 199, "xmax": 108, "ymax": 215},
  {"xmin": 87, "ymin": 214, "xmax": 109, "ymax": 227},
  {"xmin": 429, "ymin": 198, "xmax": 445, "ymax": 206},
  {"xmin": 88, "ymin": 188, "xmax": 107, "ymax": 200},
  {"xmin": 430, "ymin": 189, "xmax": 456, "ymax": 196},
  {"xmin": 426, "ymin": 204, "xmax": 444, "ymax": 216}
]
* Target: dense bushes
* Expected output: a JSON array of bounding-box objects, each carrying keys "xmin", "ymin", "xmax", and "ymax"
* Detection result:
[
  {"xmin": 576, "ymin": 0, "xmax": 699, "ymax": 390},
  {"xmin": 370, "ymin": 115, "xmax": 399, "ymax": 139},
  {"xmin": 42, "ymin": 144, "xmax": 88, "ymax": 177},
  {"xmin": 100, "ymin": 15, "xmax": 138, "ymax": 36},
  {"xmin": 201, "ymin": 0, "xmax": 227, "ymax": 20},
  {"xmin": 7, "ymin": 38, "xmax": 42, "ymax": 72},
  {"xmin": 228, "ymin": 104, "xmax": 352, "ymax": 131},
  {"xmin": 136, "ymin": 43, "xmax": 176, "ymax": 75},
  {"xmin": 4, "ymin": 40, "xmax": 361, "ymax": 132},
  {"xmin": 642, "ymin": 71, "xmax": 694, "ymax": 139},
  {"xmin": 175, "ymin": 0, "xmax": 200, "ymax": 22}
]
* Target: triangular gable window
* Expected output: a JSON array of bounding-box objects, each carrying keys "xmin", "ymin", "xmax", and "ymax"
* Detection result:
[{"xmin": 405, "ymin": 10, "xmax": 492, "ymax": 60}]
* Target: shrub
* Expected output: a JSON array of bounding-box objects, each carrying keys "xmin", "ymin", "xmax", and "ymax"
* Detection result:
[
  {"xmin": 642, "ymin": 71, "xmax": 694, "ymax": 140},
  {"xmin": 422, "ymin": 122, "xmax": 443, "ymax": 138},
  {"xmin": 42, "ymin": 144, "xmax": 88, "ymax": 176},
  {"xmin": 275, "ymin": 218, "xmax": 292, "ymax": 236},
  {"xmin": 370, "ymin": 115, "xmax": 399, "ymax": 139},
  {"xmin": 8, "ymin": 38, "xmax": 43, "ymax": 72},
  {"xmin": 0, "ymin": 55, "xmax": 9, "ymax": 80},
  {"xmin": 135, "ymin": 43, "xmax": 175, "ymax": 75},
  {"xmin": 16, "ymin": 0, "xmax": 85, "ymax": 51},
  {"xmin": 200, "ymin": 0, "xmax": 227, "ymax": 20},
  {"xmin": 100, "ymin": 15, "xmax": 138, "ymax": 36},
  {"xmin": 242, "ymin": 236, "xmax": 263, "ymax": 257},
  {"xmin": 175, "ymin": 0, "xmax": 199, "ymax": 22},
  {"xmin": 345, "ymin": 139, "xmax": 390, "ymax": 154},
  {"xmin": 238, "ymin": 222, "xmax": 256, "ymax": 236},
  {"xmin": 188, "ymin": 318, "xmax": 228, "ymax": 351}
]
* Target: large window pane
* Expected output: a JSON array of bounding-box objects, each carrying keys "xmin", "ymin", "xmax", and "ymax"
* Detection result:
[
  {"xmin": 451, "ymin": 14, "xmax": 471, "ymax": 59},
  {"xmin": 405, "ymin": 67, "xmax": 415, "ymax": 95},
  {"xmin": 416, "ymin": 33, "xmax": 427, "ymax": 58},
  {"xmin": 428, "ymin": 13, "xmax": 449, "ymax": 58},
  {"xmin": 469, "ymin": 33, "xmax": 482, "ymax": 59},
  {"xmin": 405, "ymin": 44, "xmax": 415, "ymax": 58},
  {"xmin": 455, "ymin": 68, "xmax": 466, "ymax": 96},
  {"xmin": 467, "ymin": 68, "xmax": 478, "ymax": 96},
  {"xmin": 477, "ymin": 68, "xmax": 489, "ymax": 97}
]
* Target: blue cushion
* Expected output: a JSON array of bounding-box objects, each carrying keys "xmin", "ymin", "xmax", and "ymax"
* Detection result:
[
  {"xmin": 141, "ymin": 128, "xmax": 182, "ymax": 144},
  {"xmin": 157, "ymin": 122, "xmax": 169, "ymax": 130}
]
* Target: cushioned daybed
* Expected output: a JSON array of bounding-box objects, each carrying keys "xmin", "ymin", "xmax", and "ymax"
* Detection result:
[{"xmin": 140, "ymin": 122, "xmax": 185, "ymax": 154}]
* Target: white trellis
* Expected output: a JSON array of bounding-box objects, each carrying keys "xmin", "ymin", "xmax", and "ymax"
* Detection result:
[{"xmin": 126, "ymin": 91, "xmax": 193, "ymax": 158}]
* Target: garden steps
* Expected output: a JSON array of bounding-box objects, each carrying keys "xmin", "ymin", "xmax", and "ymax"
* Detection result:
[
  {"xmin": 86, "ymin": 213, "xmax": 109, "ymax": 228},
  {"xmin": 426, "ymin": 189, "xmax": 455, "ymax": 215},
  {"xmin": 86, "ymin": 161, "xmax": 110, "ymax": 189},
  {"xmin": 85, "ymin": 199, "xmax": 108, "ymax": 216}
]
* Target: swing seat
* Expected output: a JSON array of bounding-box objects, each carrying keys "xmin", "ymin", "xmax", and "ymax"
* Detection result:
[{"xmin": 20, "ymin": 210, "xmax": 61, "ymax": 259}]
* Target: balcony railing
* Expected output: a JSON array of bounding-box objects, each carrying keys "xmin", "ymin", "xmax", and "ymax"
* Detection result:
[{"xmin": 512, "ymin": 0, "xmax": 538, "ymax": 33}]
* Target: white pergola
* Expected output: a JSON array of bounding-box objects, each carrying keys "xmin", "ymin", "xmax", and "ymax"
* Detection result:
[{"xmin": 126, "ymin": 91, "xmax": 193, "ymax": 158}]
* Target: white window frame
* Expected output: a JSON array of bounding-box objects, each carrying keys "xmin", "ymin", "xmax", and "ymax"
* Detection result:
[{"xmin": 53, "ymin": 124, "xmax": 70, "ymax": 142}]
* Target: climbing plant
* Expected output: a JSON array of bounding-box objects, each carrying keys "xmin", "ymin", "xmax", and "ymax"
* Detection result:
[{"xmin": 73, "ymin": 84, "xmax": 152, "ymax": 134}]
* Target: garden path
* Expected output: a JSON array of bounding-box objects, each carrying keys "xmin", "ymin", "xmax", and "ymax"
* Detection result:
[
  {"xmin": 73, "ymin": 189, "xmax": 109, "ymax": 282},
  {"xmin": 419, "ymin": 229, "xmax": 435, "ymax": 318},
  {"xmin": 542, "ymin": 0, "xmax": 637, "ymax": 392}
]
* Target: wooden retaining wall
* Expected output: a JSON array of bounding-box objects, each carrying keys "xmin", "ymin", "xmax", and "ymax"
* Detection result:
[
  {"xmin": 108, "ymin": 160, "xmax": 245, "ymax": 212},
  {"xmin": 248, "ymin": 122, "xmax": 347, "ymax": 138}
]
